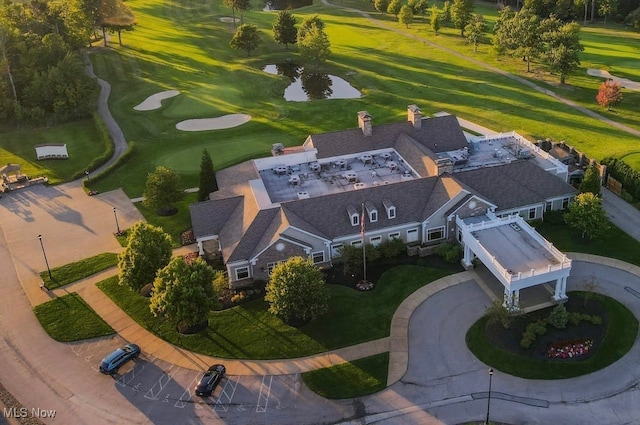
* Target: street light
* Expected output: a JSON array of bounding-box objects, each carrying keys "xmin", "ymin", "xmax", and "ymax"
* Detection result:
[
  {"xmin": 38, "ymin": 234, "xmax": 52, "ymax": 280},
  {"xmin": 113, "ymin": 207, "xmax": 121, "ymax": 235},
  {"xmin": 485, "ymin": 368, "xmax": 494, "ymax": 425}
]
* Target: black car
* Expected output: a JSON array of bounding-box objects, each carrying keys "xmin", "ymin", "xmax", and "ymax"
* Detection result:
[
  {"xmin": 194, "ymin": 364, "xmax": 226, "ymax": 396},
  {"xmin": 99, "ymin": 343, "xmax": 140, "ymax": 374}
]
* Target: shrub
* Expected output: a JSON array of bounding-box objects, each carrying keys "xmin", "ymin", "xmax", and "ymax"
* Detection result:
[
  {"xmin": 548, "ymin": 303, "xmax": 569, "ymax": 329},
  {"xmin": 590, "ymin": 315, "xmax": 602, "ymax": 325},
  {"xmin": 520, "ymin": 331, "xmax": 536, "ymax": 349},
  {"xmin": 435, "ymin": 242, "xmax": 462, "ymax": 263},
  {"xmin": 527, "ymin": 320, "xmax": 547, "ymax": 336},
  {"xmin": 485, "ymin": 299, "xmax": 513, "ymax": 329},
  {"xmin": 377, "ymin": 238, "xmax": 406, "ymax": 259},
  {"xmin": 568, "ymin": 311, "xmax": 582, "ymax": 326}
]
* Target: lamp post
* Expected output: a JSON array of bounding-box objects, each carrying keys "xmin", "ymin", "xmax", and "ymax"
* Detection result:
[
  {"xmin": 113, "ymin": 207, "xmax": 121, "ymax": 235},
  {"xmin": 485, "ymin": 368, "xmax": 494, "ymax": 425},
  {"xmin": 38, "ymin": 234, "xmax": 52, "ymax": 280}
]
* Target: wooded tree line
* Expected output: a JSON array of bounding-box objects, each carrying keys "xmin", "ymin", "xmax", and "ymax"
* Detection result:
[{"xmin": 0, "ymin": 0, "xmax": 135, "ymax": 126}]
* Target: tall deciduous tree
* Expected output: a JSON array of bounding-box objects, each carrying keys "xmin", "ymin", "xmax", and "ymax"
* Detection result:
[
  {"xmin": 564, "ymin": 192, "xmax": 610, "ymax": 240},
  {"xmin": 430, "ymin": 6, "xmax": 441, "ymax": 34},
  {"xmin": 451, "ymin": 0, "xmax": 474, "ymax": 36},
  {"xmin": 596, "ymin": 80, "xmax": 623, "ymax": 111},
  {"xmin": 150, "ymin": 257, "xmax": 219, "ymax": 332},
  {"xmin": 464, "ymin": 13, "xmax": 486, "ymax": 51},
  {"xmin": 297, "ymin": 23, "xmax": 331, "ymax": 68},
  {"xmin": 118, "ymin": 222, "xmax": 173, "ymax": 292},
  {"xmin": 230, "ymin": 23, "xmax": 261, "ymax": 56},
  {"xmin": 579, "ymin": 164, "xmax": 602, "ymax": 196},
  {"xmin": 493, "ymin": 8, "xmax": 541, "ymax": 72},
  {"xmin": 541, "ymin": 19, "xmax": 583, "ymax": 84},
  {"xmin": 143, "ymin": 166, "xmax": 184, "ymax": 215},
  {"xmin": 223, "ymin": 0, "xmax": 250, "ymax": 26},
  {"xmin": 297, "ymin": 15, "xmax": 325, "ymax": 39},
  {"xmin": 198, "ymin": 149, "xmax": 218, "ymax": 202},
  {"xmin": 442, "ymin": 0, "xmax": 452, "ymax": 22},
  {"xmin": 265, "ymin": 257, "xmax": 330, "ymax": 325},
  {"xmin": 399, "ymin": 5, "xmax": 414, "ymax": 27},
  {"xmin": 273, "ymin": 9, "xmax": 297, "ymax": 49},
  {"xmin": 375, "ymin": 0, "xmax": 390, "ymax": 14},
  {"xmin": 387, "ymin": 0, "xmax": 403, "ymax": 17},
  {"xmin": 598, "ymin": 0, "xmax": 618, "ymax": 25}
]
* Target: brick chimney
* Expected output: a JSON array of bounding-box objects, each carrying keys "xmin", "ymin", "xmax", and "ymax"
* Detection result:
[
  {"xmin": 407, "ymin": 104, "xmax": 422, "ymax": 128},
  {"xmin": 357, "ymin": 111, "xmax": 372, "ymax": 136}
]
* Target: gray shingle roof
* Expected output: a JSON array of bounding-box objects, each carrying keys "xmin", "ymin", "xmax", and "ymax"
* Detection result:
[
  {"xmin": 453, "ymin": 161, "xmax": 577, "ymax": 211},
  {"xmin": 309, "ymin": 114, "xmax": 467, "ymax": 159},
  {"xmin": 189, "ymin": 196, "xmax": 243, "ymax": 239},
  {"xmin": 227, "ymin": 208, "xmax": 280, "ymax": 262}
]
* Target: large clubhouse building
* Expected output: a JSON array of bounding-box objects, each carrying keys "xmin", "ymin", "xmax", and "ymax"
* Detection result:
[{"xmin": 190, "ymin": 106, "xmax": 577, "ymax": 309}]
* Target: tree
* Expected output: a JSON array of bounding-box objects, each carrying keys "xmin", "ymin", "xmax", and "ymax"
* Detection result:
[
  {"xmin": 451, "ymin": 0, "xmax": 474, "ymax": 36},
  {"xmin": 387, "ymin": 0, "xmax": 403, "ymax": 17},
  {"xmin": 464, "ymin": 13, "xmax": 486, "ymax": 52},
  {"xmin": 297, "ymin": 23, "xmax": 331, "ymax": 68},
  {"xmin": 442, "ymin": 0, "xmax": 452, "ymax": 22},
  {"xmin": 548, "ymin": 303, "xmax": 568, "ymax": 329},
  {"xmin": 430, "ymin": 6, "xmax": 441, "ymax": 34},
  {"xmin": 230, "ymin": 23, "xmax": 261, "ymax": 57},
  {"xmin": 598, "ymin": 0, "xmax": 618, "ymax": 25},
  {"xmin": 375, "ymin": 0, "xmax": 390, "ymax": 14},
  {"xmin": 198, "ymin": 148, "xmax": 218, "ymax": 202},
  {"xmin": 408, "ymin": 0, "xmax": 429, "ymax": 15},
  {"xmin": 150, "ymin": 257, "xmax": 218, "ymax": 332},
  {"xmin": 541, "ymin": 19, "xmax": 583, "ymax": 84},
  {"xmin": 223, "ymin": 0, "xmax": 250, "ymax": 26},
  {"xmin": 97, "ymin": 0, "xmax": 136, "ymax": 47},
  {"xmin": 579, "ymin": 164, "xmax": 602, "ymax": 196},
  {"xmin": 564, "ymin": 192, "xmax": 610, "ymax": 240},
  {"xmin": 118, "ymin": 222, "xmax": 172, "ymax": 292},
  {"xmin": 596, "ymin": 80, "xmax": 623, "ymax": 111},
  {"xmin": 297, "ymin": 15, "xmax": 325, "ymax": 39},
  {"xmin": 265, "ymin": 257, "xmax": 330, "ymax": 325},
  {"xmin": 273, "ymin": 9, "xmax": 297, "ymax": 49},
  {"xmin": 399, "ymin": 5, "xmax": 414, "ymax": 27},
  {"xmin": 485, "ymin": 299, "xmax": 515, "ymax": 329},
  {"xmin": 143, "ymin": 166, "xmax": 184, "ymax": 215},
  {"xmin": 493, "ymin": 8, "xmax": 542, "ymax": 72}
]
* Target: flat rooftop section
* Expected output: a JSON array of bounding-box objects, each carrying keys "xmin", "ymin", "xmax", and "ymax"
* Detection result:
[
  {"xmin": 472, "ymin": 223, "xmax": 561, "ymax": 274},
  {"xmin": 258, "ymin": 150, "xmax": 418, "ymax": 203}
]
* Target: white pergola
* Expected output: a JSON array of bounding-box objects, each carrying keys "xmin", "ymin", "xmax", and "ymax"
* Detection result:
[{"xmin": 456, "ymin": 215, "xmax": 572, "ymax": 310}]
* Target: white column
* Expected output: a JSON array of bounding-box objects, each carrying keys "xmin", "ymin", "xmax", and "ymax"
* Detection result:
[
  {"xmin": 197, "ymin": 240, "xmax": 204, "ymax": 256},
  {"xmin": 512, "ymin": 289, "xmax": 520, "ymax": 309},
  {"xmin": 553, "ymin": 277, "xmax": 568, "ymax": 302},
  {"xmin": 503, "ymin": 289, "xmax": 519, "ymax": 311},
  {"xmin": 461, "ymin": 243, "xmax": 474, "ymax": 269}
]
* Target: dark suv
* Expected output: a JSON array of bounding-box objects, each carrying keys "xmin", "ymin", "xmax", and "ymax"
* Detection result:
[
  {"xmin": 195, "ymin": 364, "xmax": 226, "ymax": 396},
  {"xmin": 99, "ymin": 343, "xmax": 140, "ymax": 374}
]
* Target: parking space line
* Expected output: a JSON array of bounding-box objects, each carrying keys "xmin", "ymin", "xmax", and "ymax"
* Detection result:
[
  {"xmin": 212, "ymin": 376, "xmax": 239, "ymax": 412},
  {"xmin": 175, "ymin": 374, "xmax": 200, "ymax": 408},
  {"xmin": 116, "ymin": 362, "xmax": 146, "ymax": 388},
  {"xmin": 256, "ymin": 375, "xmax": 273, "ymax": 413},
  {"xmin": 145, "ymin": 364, "xmax": 177, "ymax": 400}
]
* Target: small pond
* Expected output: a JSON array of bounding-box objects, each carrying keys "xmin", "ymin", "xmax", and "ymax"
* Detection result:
[{"xmin": 263, "ymin": 63, "xmax": 361, "ymax": 102}]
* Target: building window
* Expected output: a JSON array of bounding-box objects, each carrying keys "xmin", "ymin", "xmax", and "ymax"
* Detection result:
[
  {"xmin": 427, "ymin": 226, "xmax": 445, "ymax": 241},
  {"xmin": 351, "ymin": 241, "xmax": 362, "ymax": 248},
  {"xmin": 312, "ymin": 251, "xmax": 325, "ymax": 264},
  {"xmin": 370, "ymin": 236, "xmax": 382, "ymax": 247},
  {"xmin": 266, "ymin": 262, "xmax": 285, "ymax": 276},
  {"xmin": 545, "ymin": 201, "xmax": 552, "ymax": 212},
  {"xmin": 331, "ymin": 244, "xmax": 343, "ymax": 258},
  {"xmin": 562, "ymin": 197, "xmax": 570, "ymax": 209},
  {"xmin": 370, "ymin": 210, "xmax": 378, "ymax": 222},
  {"xmin": 389, "ymin": 232, "xmax": 400, "ymax": 240},
  {"xmin": 528, "ymin": 208, "xmax": 536, "ymax": 220},
  {"xmin": 235, "ymin": 266, "xmax": 250, "ymax": 280},
  {"xmin": 407, "ymin": 228, "xmax": 419, "ymax": 243},
  {"xmin": 351, "ymin": 213, "xmax": 359, "ymax": 226},
  {"xmin": 388, "ymin": 206, "xmax": 396, "ymax": 219}
]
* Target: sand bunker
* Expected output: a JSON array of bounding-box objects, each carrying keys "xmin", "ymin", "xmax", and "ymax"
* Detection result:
[
  {"xmin": 220, "ymin": 17, "xmax": 240, "ymax": 23},
  {"xmin": 134, "ymin": 90, "xmax": 180, "ymax": 111},
  {"xmin": 587, "ymin": 69, "xmax": 640, "ymax": 91},
  {"xmin": 176, "ymin": 114, "xmax": 251, "ymax": 131}
]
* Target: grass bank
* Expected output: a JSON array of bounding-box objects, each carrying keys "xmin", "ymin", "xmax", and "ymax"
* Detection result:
[{"xmin": 41, "ymin": 252, "xmax": 119, "ymax": 290}]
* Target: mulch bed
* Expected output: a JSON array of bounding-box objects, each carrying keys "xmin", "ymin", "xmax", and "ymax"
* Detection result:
[{"xmin": 485, "ymin": 294, "xmax": 607, "ymax": 362}]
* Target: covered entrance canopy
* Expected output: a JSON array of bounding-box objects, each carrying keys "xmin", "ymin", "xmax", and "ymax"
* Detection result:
[{"xmin": 456, "ymin": 214, "xmax": 572, "ymax": 310}]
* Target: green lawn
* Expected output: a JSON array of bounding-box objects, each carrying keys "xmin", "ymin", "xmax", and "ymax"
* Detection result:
[
  {"xmin": 466, "ymin": 292, "xmax": 638, "ymax": 379},
  {"xmin": 97, "ymin": 263, "xmax": 457, "ymax": 359},
  {"xmin": 302, "ymin": 352, "xmax": 389, "ymax": 399},
  {"xmin": 133, "ymin": 192, "xmax": 198, "ymax": 247},
  {"xmin": 80, "ymin": 0, "xmax": 640, "ymax": 198},
  {"xmin": 33, "ymin": 293, "xmax": 115, "ymax": 342},
  {"xmin": 40, "ymin": 252, "xmax": 119, "ymax": 290}
]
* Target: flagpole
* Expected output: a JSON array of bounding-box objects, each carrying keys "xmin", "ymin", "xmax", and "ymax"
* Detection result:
[{"xmin": 361, "ymin": 203, "xmax": 367, "ymax": 282}]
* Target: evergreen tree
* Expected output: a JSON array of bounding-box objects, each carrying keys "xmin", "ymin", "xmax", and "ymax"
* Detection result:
[
  {"xmin": 442, "ymin": 0, "xmax": 452, "ymax": 22},
  {"xmin": 198, "ymin": 148, "xmax": 218, "ymax": 202},
  {"xmin": 273, "ymin": 9, "xmax": 297, "ymax": 48}
]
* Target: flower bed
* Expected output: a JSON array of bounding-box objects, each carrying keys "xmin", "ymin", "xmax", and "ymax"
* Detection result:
[
  {"xmin": 182, "ymin": 252, "xmax": 199, "ymax": 265},
  {"xmin": 356, "ymin": 280, "xmax": 374, "ymax": 291},
  {"xmin": 547, "ymin": 339, "xmax": 594, "ymax": 359}
]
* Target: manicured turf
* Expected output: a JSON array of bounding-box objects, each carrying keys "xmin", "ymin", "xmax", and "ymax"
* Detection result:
[
  {"xmin": 536, "ymin": 218, "xmax": 640, "ymax": 268},
  {"xmin": 466, "ymin": 292, "xmax": 638, "ymax": 379},
  {"xmin": 40, "ymin": 252, "xmax": 119, "ymax": 290},
  {"xmin": 302, "ymin": 352, "xmax": 389, "ymax": 399},
  {"xmin": 133, "ymin": 191, "xmax": 198, "ymax": 247},
  {"xmin": 82, "ymin": 0, "xmax": 640, "ymax": 198},
  {"xmin": 97, "ymin": 263, "xmax": 457, "ymax": 359},
  {"xmin": 33, "ymin": 293, "xmax": 115, "ymax": 342}
]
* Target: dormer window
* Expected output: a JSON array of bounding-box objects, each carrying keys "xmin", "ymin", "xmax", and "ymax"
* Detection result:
[
  {"xmin": 347, "ymin": 205, "xmax": 359, "ymax": 227},
  {"xmin": 383, "ymin": 198, "xmax": 396, "ymax": 219},
  {"xmin": 365, "ymin": 201, "xmax": 378, "ymax": 223}
]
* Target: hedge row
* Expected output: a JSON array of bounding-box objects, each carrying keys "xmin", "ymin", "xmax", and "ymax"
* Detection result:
[{"xmin": 601, "ymin": 157, "xmax": 640, "ymax": 200}]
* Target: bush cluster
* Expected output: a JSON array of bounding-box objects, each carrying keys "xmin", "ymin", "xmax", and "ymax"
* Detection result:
[
  {"xmin": 601, "ymin": 157, "xmax": 640, "ymax": 200},
  {"xmin": 434, "ymin": 242, "xmax": 462, "ymax": 263},
  {"xmin": 520, "ymin": 305, "xmax": 602, "ymax": 349}
]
